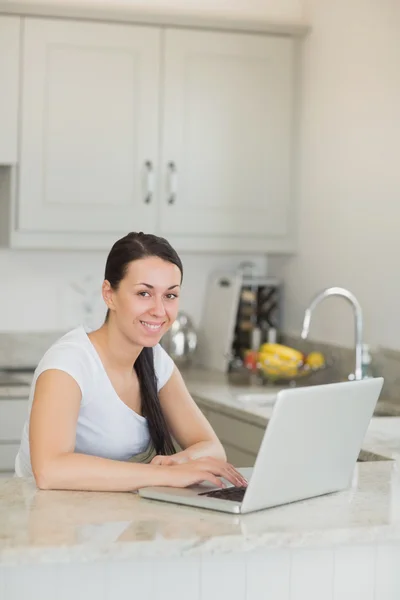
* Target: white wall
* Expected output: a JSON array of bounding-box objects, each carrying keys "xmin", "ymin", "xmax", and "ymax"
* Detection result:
[
  {"xmin": 279, "ymin": 0, "xmax": 400, "ymax": 350},
  {"xmin": 3, "ymin": 0, "xmax": 304, "ymax": 21},
  {"xmin": 0, "ymin": 249, "xmax": 267, "ymax": 332}
]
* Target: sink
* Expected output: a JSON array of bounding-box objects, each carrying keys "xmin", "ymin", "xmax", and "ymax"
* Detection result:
[
  {"xmin": 357, "ymin": 449, "xmax": 392, "ymax": 462},
  {"xmin": 234, "ymin": 392, "xmax": 278, "ymax": 405}
]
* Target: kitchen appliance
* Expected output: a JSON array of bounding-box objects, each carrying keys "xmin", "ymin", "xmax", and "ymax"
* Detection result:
[
  {"xmin": 198, "ymin": 268, "xmax": 283, "ymax": 373},
  {"xmin": 160, "ymin": 311, "xmax": 197, "ymax": 367},
  {"xmin": 197, "ymin": 271, "xmax": 243, "ymax": 373}
]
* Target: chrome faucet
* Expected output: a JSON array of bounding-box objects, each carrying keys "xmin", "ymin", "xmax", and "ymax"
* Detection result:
[{"xmin": 301, "ymin": 287, "xmax": 363, "ymax": 381}]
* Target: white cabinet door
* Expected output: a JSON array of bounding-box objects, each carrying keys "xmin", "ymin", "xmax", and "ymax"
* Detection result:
[
  {"xmin": 160, "ymin": 28, "xmax": 295, "ymax": 240},
  {"xmin": 18, "ymin": 19, "xmax": 160, "ymax": 234},
  {"xmin": 0, "ymin": 16, "xmax": 20, "ymax": 164},
  {"xmin": 0, "ymin": 399, "xmax": 29, "ymax": 442}
]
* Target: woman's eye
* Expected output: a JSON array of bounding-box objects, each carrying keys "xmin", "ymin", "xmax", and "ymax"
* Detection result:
[
  {"xmin": 138, "ymin": 291, "xmax": 150, "ymax": 297},
  {"xmin": 166, "ymin": 293, "xmax": 179, "ymax": 300}
]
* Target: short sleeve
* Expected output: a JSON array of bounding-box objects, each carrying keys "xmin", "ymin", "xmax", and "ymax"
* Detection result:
[
  {"xmin": 153, "ymin": 344, "xmax": 175, "ymax": 392},
  {"xmin": 34, "ymin": 343, "xmax": 93, "ymax": 404}
]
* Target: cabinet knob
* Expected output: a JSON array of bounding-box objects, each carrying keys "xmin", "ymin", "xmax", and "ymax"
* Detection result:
[{"xmin": 167, "ymin": 161, "xmax": 177, "ymax": 205}]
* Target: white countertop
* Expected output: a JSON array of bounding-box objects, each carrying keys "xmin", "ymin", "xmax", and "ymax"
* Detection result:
[
  {"xmin": 0, "ymin": 460, "xmax": 400, "ymax": 566},
  {"xmin": 1, "ymin": 367, "xmax": 400, "ymax": 565}
]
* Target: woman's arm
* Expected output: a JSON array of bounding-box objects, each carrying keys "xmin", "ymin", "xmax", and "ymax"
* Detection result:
[
  {"xmin": 29, "ymin": 370, "xmax": 169, "ymax": 491},
  {"xmin": 157, "ymin": 367, "xmax": 228, "ymax": 463},
  {"xmin": 30, "ymin": 370, "xmax": 243, "ymax": 491}
]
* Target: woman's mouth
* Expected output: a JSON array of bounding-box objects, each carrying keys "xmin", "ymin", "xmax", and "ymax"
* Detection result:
[{"xmin": 140, "ymin": 320, "xmax": 164, "ymax": 332}]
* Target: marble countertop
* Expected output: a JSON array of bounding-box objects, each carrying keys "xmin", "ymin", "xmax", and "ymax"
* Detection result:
[
  {"xmin": 1, "ymin": 460, "xmax": 400, "ymax": 566},
  {"xmin": 2, "ymin": 366, "xmax": 400, "ymax": 565}
]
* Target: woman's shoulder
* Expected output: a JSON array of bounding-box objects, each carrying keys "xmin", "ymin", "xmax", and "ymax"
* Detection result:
[{"xmin": 33, "ymin": 326, "xmax": 98, "ymax": 398}]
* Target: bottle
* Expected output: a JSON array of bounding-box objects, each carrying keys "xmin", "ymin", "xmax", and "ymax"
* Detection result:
[
  {"xmin": 361, "ymin": 343, "xmax": 373, "ymax": 379},
  {"xmin": 251, "ymin": 326, "xmax": 262, "ymax": 351}
]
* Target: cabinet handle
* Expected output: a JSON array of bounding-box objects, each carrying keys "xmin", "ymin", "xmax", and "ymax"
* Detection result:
[
  {"xmin": 167, "ymin": 161, "xmax": 177, "ymax": 205},
  {"xmin": 144, "ymin": 160, "xmax": 154, "ymax": 204}
]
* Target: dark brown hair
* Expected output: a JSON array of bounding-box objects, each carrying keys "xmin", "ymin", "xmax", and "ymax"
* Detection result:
[{"xmin": 104, "ymin": 232, "xmax": 183, "ymax": 455}]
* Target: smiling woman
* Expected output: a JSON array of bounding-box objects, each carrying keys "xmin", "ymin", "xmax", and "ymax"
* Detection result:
[{"xmin": 14, "ymin": 232, "xmax": 247, "ymax": 493}]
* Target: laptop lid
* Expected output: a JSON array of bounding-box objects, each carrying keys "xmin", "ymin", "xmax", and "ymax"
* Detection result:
[{"xmin": 241, "ymin": 377, "xmax": 383, "ymax": 514}]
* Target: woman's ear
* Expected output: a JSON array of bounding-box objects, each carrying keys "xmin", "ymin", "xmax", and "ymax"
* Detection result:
[{"xmin": 102, "ymin": 280, "xmax": 115, "ymax": 312}]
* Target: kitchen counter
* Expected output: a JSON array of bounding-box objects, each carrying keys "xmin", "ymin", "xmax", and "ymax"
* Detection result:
[
  {"xmin": 1, "ymin": 462, "xmax": 400, "ymax": 599},
  {"xmin": 183, "ymin": 367, "xmax": 400, "ymax": 459},
  {"xmin": 2, "ymin": 369, "xmax": 400, "ymax": 598},
  {"xmin": 1, "ymin": 369, "xmax": 400, "ymax": 561},
  {"xmin": 0, "ymin": 459, "xmax": 400, "ymax": 566}
]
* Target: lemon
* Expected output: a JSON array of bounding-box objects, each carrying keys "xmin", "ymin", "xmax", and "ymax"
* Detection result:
[{"xmin": 306, "ymin": 351, "xmax": 325, "ymax": 369}]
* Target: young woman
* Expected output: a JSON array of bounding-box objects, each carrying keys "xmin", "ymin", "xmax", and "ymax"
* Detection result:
[{"xmin": 15, "ymin": 232, "xmax": 247, "ymax": 492}]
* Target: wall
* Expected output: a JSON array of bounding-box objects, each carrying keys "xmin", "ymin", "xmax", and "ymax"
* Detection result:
[
  {"xmin": 0, "ymin": 249, "xmax": 267, "ymax": 332},
  {"xmin": 277, "ymin": 0, "xmax": 400, "ymax": 350},
  {"xmin": 3, "ymin": 0, "xmax": 304, "ymax": 21}
]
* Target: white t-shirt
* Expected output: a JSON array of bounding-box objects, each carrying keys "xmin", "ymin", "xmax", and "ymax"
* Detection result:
[{"xmin": 15, "ymin": 326, "xmax": 175, "ymax": 478}]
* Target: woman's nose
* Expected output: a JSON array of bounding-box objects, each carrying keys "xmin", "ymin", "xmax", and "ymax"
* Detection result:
[{"xmin": 150, "ymin": 296, "xmax": 166, "ymax": 317}]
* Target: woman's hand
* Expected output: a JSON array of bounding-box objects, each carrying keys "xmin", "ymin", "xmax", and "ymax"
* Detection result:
[{"xmin": 156, "ymin": 456, "xmax": 248, "ymax": 489}]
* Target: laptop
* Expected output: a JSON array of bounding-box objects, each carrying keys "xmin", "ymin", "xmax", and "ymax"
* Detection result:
[{"xmin": 139, "ymin": 377, "xmax": 384, "ymax": 514}]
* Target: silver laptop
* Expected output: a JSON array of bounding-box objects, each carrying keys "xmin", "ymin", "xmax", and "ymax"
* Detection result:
[{"xmin": 139, "ymin": 377, "xmax": 384, "ymax": 514}]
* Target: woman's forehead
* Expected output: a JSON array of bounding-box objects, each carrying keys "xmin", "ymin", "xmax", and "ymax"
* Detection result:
[{"xmin": 124, "ymin": 257, "xmax": 181, "ymax": 284}]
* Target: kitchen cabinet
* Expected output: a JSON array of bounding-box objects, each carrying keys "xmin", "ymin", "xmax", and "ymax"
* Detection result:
[
  {"xmin": 7, "ymin": 16, "xmax": 298, "ymax": 252},
  {"xmin": 160, "ymin": 29, "xmax": 295, "ymax": 243},
  {"xmin": 0, "ymin": 16, "xmax": 20, "ymax": 164},
  {"xmin": 0, "ymin": 397, "xmax": 29, "ymax": 472},
  {"xmin": 195, "ymin": 398, "xmax": 264, "ymax": 467},
  {"xmin": 18, "ymin": 19, "xmax": 160, "ymax": 236}
]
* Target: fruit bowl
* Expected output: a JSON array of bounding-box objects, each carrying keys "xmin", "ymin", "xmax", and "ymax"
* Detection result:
[
  {"xmin": 255, "ymin": 344, "xmax": 330, "ymax": 387},
  {"xmin": 256, "ymin": 359, "xmax": 331, "ymax": 386}
]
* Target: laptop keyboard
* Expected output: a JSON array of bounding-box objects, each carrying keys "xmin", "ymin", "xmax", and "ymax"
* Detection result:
[{"xmin": 198, "ymin": 486, "xmax": 247, "ymax": 502}]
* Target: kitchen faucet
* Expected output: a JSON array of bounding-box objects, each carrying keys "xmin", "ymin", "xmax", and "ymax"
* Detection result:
[{"xmin": 301, "ymin": 287, "xmax": 363, "ymax": 381}]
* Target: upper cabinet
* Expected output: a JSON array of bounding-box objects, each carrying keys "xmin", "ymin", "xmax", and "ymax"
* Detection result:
[
  {"xmin": 3, "ymin": 15, "xmax": 301, "ymax": 252},
  {"xmin": 160, "ymin": 29, "xmax": 295, "ymax": 244},
  {"xmin": 18, "ymin": 19, "xmax": 160, "ymax": 235},
  {"xmin": 0, "ymin": 16, "xmax": 20, "ymax": 164}
]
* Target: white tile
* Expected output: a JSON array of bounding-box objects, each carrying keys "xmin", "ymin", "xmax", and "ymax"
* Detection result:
[
  {"xmin": 290, "ymin": 548, "xmax": 334, "ymax": 600},
  {"xmin": 246, "ymin": 549, "xmax": 290, "ymax": 600},
  {"xmin": 201, "ymin": 554, "xmax": 246, "ymax": 600},
  {"xmin": 2, "ymin": 563, "xmax": 108, "ymax": 600},
  {"xmin": 375, "ymin": 544, "xmax": 400, "ymax": 600},
  {"xmin": 333, "ymin": 545, "xmax": 375, "ymax": 600},
  {"xmin": 153, "ymin": 557, "xmax": 201, "ymax": 600},
  {"xmin": 106, "ymin": 560, "xmax": 153, "ymax": 600},
  {"xmin": 0, "ymin": 567, "xmax": 5, "ymax": 600}
]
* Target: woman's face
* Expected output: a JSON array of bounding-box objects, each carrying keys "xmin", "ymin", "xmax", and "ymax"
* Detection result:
[{"xmin": 104, "ymin": 256, "xmax": 182, "ymax": 346}]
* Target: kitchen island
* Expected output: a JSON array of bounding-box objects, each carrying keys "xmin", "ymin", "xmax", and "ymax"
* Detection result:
[
  {"xmin": 2, "ymin": 369, "xmax": 400, "ymax": 599},
  {"xmin": 1, "ymin": 448, "xmax": 400, "ymax": 598}
]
